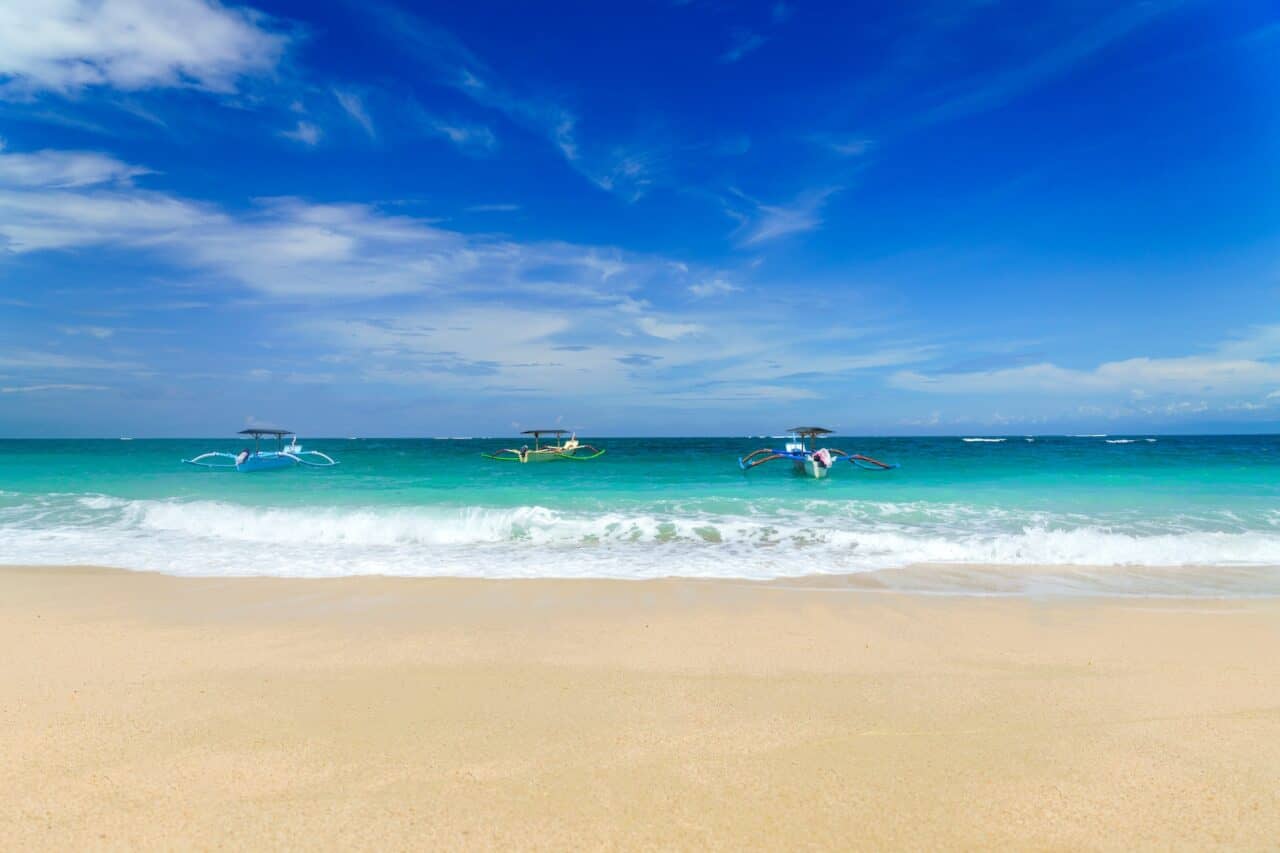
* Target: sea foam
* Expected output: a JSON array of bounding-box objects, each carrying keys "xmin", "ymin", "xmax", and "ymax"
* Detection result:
[{"xmin": 1, "ymin": 494, "xmax": 1278, "ymax": 594}]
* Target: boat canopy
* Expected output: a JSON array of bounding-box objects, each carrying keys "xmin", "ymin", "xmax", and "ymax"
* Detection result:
[
  {"xmin": 787, "ymin": 426, "xmax": 833, "ymax": 437},
  {"xmin": 239, "ymin": 427, "xmax": 292, "ymax": 437},
  {"xmin": 521, "ymin": 429, "xmax": 569, "ymax": 437}
]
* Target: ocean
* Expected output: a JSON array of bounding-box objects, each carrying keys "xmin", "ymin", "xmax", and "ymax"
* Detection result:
[{"xmin": 2, "ymin": 435, "xmax": 1278, "ymax": 595}]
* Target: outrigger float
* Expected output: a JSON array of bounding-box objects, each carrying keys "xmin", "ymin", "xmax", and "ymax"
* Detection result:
[
  {"xmin": 739, "ymin": 427, "xmax": 896, "ymax": 479},
  {"xmin": 183, "ymin": 428, "xmax": 339, "ymax": 472},
  {"xmin": 482, "ymin": 429, "xmax": 606, "ymax": 463}
]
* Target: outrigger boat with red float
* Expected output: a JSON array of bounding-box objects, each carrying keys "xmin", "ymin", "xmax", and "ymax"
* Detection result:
[
  {"xmin": 738, "ymin": 427, "xmax": 897, "ymax": 479},
  {"xmin": 482, "ymin": 429, "xmax": 606, "ymax": 463}
]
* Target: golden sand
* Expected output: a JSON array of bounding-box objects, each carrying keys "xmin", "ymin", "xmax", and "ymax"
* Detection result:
[{"xmin": 2, "ymin": 565, "xmax": 1278, "ymax": 849}]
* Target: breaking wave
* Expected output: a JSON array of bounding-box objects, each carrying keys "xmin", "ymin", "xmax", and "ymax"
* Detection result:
[{"xmin": 1, "ymin": 493, "xmax": 1279, "ymax": 594}]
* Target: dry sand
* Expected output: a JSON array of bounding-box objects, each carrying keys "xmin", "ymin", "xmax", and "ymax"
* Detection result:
[{"xmin": 1, "ymin": 564, "xmax": 1278, "ymax": 850}]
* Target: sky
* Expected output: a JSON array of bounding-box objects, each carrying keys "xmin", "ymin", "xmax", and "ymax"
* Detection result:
[{"xmin": 0, "ymin": 0, "xmax": 1277, "ymax": 437}]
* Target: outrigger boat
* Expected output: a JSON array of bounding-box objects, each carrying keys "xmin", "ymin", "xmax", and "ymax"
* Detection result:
[
  {"xmin": 739, "ymin": 427, "xmax": 896, "ymax": 479},
  {"xmin": 482, "ymin": 429, "xmax": 605, "ymax": 463},
  {"xmin": 183, "ymin": 428, "xmax": 339, "ymax": 472}
]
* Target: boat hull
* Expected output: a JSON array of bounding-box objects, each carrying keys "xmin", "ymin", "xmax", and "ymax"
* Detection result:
[
  {"xmin": 522, "ymin": 450, "xmax": 567, "ymax": 463},
  {"xmin": 799, "ymin": 458, "xmax": 829, "ymax": 479},
  {"xmin": 235, "ymin": 452, "xmax": 298, "ymax": 473}
]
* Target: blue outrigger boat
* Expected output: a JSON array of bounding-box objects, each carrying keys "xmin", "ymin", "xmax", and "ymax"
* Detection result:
[
  {"xmin": 739, "ymin": 427, "xmax": 896, "ymax": 479},
  {"xmin": 183, "ymin": 428, "xmax": 339, "ymax": 472}
]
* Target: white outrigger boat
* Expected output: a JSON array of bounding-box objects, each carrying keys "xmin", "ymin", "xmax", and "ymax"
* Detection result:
[
  {"xmin": 183, "ymin": 428, "xmax": 339, "ymax": 472},
  {"xmin": 739, "ymin": 427, "xmax": 896, "ymax": 479},
  {"xmin": 482, "ymin": 429, "xmax": 605, "ymax": 463}
]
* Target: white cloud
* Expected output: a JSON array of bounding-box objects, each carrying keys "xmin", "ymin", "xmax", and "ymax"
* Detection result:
[
  {"xmin": 688, "ymin": 278, "xmax": 739, "ymax": 298},
  {"xmin": 288, "ymin": 292, "xmax": 927, "ymax": 410},
  {"xmin": 302, "ymin": 305, "xmax": 847, "ymax": 408},
  {"xmin": 333, "ymin": 89, "xmax": 376, "ymax": 139},
  {"xmin": 732, "ymin": 187, "xmax": 840, "ymax": 246},
  {"xmin": 0, "ymin": 145, "xmax": 687, "ymax": 300},
  {"xmin": 638, "ymin": 317, "xmax": 704, "ymax": 340},
  {"xmin": 0, "ymin": 181, "xmax": 213, "ymax": 251},
  {"xmin": 660, "ymin": 385, "xmax": 820, "ymax": 403},
  {"xmin": 0, "ymin": 383, "xmax": 110, "ymax": 393},
  {"xmin": 590, "ymin": 148, "xmax": 661, "ymax": 201},
  {"xmin": 816, "ymin": 136, "xmax": 874, "ymax": 157},
  {"xmin": 0, "ymin": 143, "xmax": 931, "ymax": 414},
  {"xmin": 892, "ymin": 349, "xmax": 1280, "ymax": 398},
  {"xmin": 0, "ymin": 0, "xmax": 287, "ymax": 96},
  {"xmin": 466, "ymin": 203, "xmax": 519, "ymax": 213},
  {"xmin": 303, "ymin": 306, "xmax": 631, "ymax": 395},
  {"xmin": 0, "ymin": 145, "xmax": 150, "ymax": 187},
  {"xmin": 280, "ymin": 120, "xmax": 321, "ymax": 146},
  {"xmin": 59, "ymin": 325, "xmax": 115, "ymax": 339},
  {"xmin": 0, "ymin": 350, "xmax": 141, "ymax": 370},
  {"xmin": 427, "ymin": 119, "xmax": 497, "ymax": 154},
  {"xmin": 720, "ymin": 30, "xmax": 766, "ymax": 64}
]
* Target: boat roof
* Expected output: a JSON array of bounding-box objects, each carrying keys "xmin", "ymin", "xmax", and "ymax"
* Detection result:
[
  {"xmin": 521, "ymin": 429, "xmax": 569, "ymax": 436},
  {"xmin": 788, "ymin": 426, "xmax": 833, "ymax": 436},
  {"xmin": 239, "ymin": 427, "xmax": 293, "ymax": 436}
]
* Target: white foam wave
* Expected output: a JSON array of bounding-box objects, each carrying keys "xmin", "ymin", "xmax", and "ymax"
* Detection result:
[
  {"xmin": 962, "ymin": 437, "xmax": 1006, "ymax": 443},
  {"xmin": 1105, "ymin": 439, "xmax": 1137, "ymax": 444},
  {"xmin": 1, "ymin": 495, "xmax": 1279, "ymax": 593}
]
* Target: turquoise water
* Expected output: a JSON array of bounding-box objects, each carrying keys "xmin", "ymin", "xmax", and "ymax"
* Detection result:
[{"xmin": 2, "ymin": 435, "xmax": 1279, "ymax": 595}]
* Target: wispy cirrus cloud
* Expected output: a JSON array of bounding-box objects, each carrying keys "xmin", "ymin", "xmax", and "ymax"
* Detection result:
[
  {"xmin": 466, "ymin": 202, "xmax": 519, "ymax": 213},
  {"xmin": 363, "ymin": 2, "xmax": 658, "ymax": 200},
  {"xmin": 0, "ymin": 0, "xmax": 288, "ymax": 97},
  {"xmin": 426, "ymin": 118, "xmax": 498, "ymax": 154},
  {"xmin": 1, "ymin": 383, "xmax": 110, "ymax": 394},
  {"xmin": 914, "ymin": 2, "xmax": 1183, "ymax": 129},
  {"xmin": 279, "ymin": 120, "xmax": 321, "ymax": 146},
  {"xmin": 0, "ymin": 349, "xmax": 141, "ymax": 370},
  {"xmin": 727, "ymin": 186, "xmax": 841, "ymax": 246},
  {"xmin": 720, "ymin": 30, "xmax": 767, "ymax": 64},
  {"xmin": 812, "ymin": 135, "xmax": 874, "ymax": 157},
  {"xmin": 823, "ymin": 1, "xmax": 1186, "ymax": 146},
  {"xmin": 333, "ymin": 89, "xmax": 376, "ymax": 139}
]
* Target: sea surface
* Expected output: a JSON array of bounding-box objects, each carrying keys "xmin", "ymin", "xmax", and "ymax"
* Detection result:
[{"xmin": 2, "ymin": 435, "xmax": 1279, "ymax": 595}]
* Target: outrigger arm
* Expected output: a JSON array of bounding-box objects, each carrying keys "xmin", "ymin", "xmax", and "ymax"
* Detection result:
[
  {"xmin": 738, "ymin": 448, "xmax": 786, "ymax": 470},
  {"xmin": 281, "ymin": 450, "xmax": 339, "ymax": 467},
  {"xmin": 827, "ymin": 449, "xmax": 898, "ymax": 470},
  {"xmin": 737, "ymin": 444, "xmax": 897, "ymax": 472},
  {"xmin": 183, "ymin": 451, "xmax": 239, "ymax": 468}
]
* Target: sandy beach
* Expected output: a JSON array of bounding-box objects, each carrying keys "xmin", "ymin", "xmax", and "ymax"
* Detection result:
[{"xmin": 2, "ymin": 565, "xmax": 1278, "ymax": 849}]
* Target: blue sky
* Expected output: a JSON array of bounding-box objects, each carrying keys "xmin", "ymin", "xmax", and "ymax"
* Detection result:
[{"xmin": 0, "ymin": 0, "xmax": 1277, "ymax": 436}]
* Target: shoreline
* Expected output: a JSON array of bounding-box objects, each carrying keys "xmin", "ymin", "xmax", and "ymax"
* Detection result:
[
  {"xmin": 5, "ymin": 561, "xmax": 1280, "ymax": 599},
  {"xmin": 4, "ymin": 564, "xmax": 1278, "ymax": 848}
]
